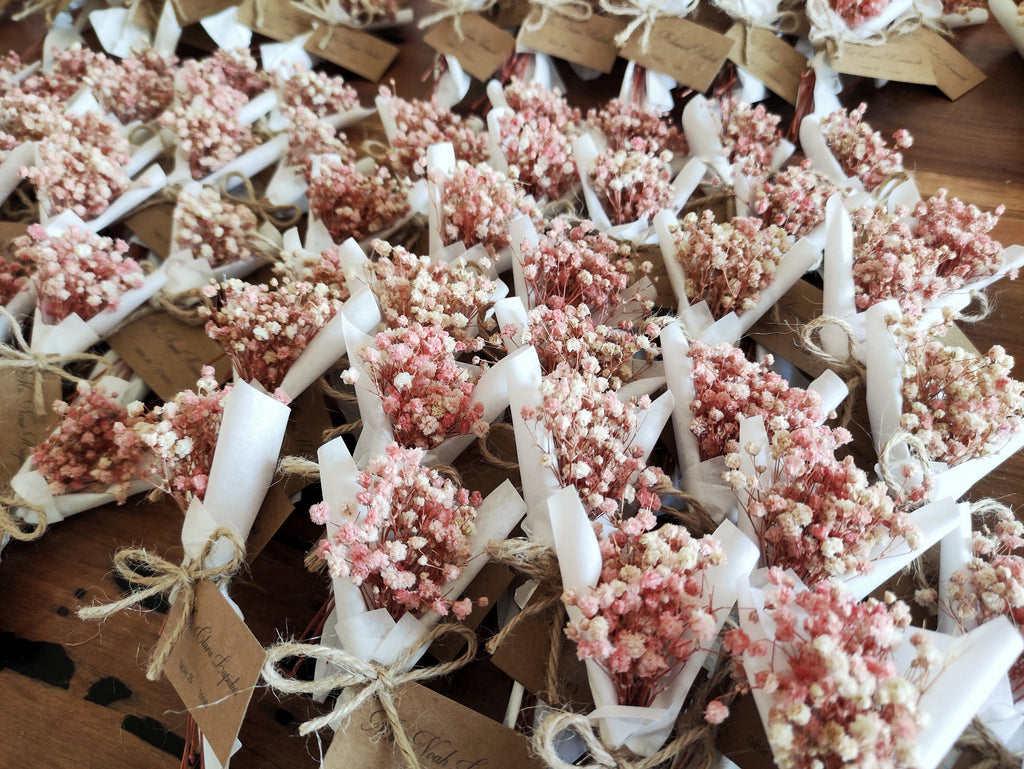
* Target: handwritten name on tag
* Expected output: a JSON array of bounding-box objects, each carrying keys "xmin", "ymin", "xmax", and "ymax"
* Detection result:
[
  {"xmin": 164, "ymin": 580, "xmax": 265, "ymax": 766},
  {"xmin": 831, "ymin": 29, "xmax": 984, "ymax": 100},
  {"xmin": 620, "ymin": 18, "xmax": 734, "ymax": 92},
  {"xmin": 324, "ymin": 682, "xmax": 545, "ymax": 769},
  {"xmin": 423, "ymin": 14, "xmax": 516, "ymax": 82},
  {"xmin": 518, "ymin": 14, "xmax": 626, "ymax": 74}
]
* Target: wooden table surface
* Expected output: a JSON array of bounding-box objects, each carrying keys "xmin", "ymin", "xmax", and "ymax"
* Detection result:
[{"xmin": 0, "ymin": 4, "xmax": 1022, "ymax": 769}]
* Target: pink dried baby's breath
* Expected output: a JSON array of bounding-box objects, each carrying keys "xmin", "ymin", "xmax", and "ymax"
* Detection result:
[
  {"xmin": 820, "ymin": 103, "xmax": 912, "ymax": 192},
  {"xmin": 748, "ymin": 159, "xmax": 839, "ymax": 238},
  {"xmin": 437, "ymin": 160, "xmax": 537, "ymax": 257},
  {"xmin": 21, "ymin": 43, "xmax": 115, "ymax": 101},
  {"xmin": 513, "ymin": 304, "xmax": 661, "ymax": 389},
  {"xmin": 564, "ymin": 518, "xmax": 725, "ymax": 707},
  {"xmin": 588, "ymin": 98, "xmax": 687, "ymax": 154},
  {"xmin": 355, "ymin": 320, "xmax": 486, "ymax": 450},
  {"xmin": 135, "ymin": 367, "xmax": 230, "ymax": 511},
  {"xmin": 202, "ymin": 277, "xmax": 337, "ymax": 392},
  {"xmin": 276, "ymin": 65, "xmax": 359, "ymax": 117},
  {"xmin": 23, "ymin": 111, "xmax": 132, "ymax": 219},
  {"xmin": 828, "ymin": 0, "xmax": 892, "ymax": 27},
  {"xmin": 0, "ymin": 254, "xmax": 27, "ymax": 305},
  {"xmin": 589, "ymin": 138, "xmax": 673, "ymax": 225},
  {"xmin": 668, "ymin": 211, "xmax": 789, "ymax": 320},
  {"xmin": 712, "ymin": 97, "xmax": 783, "ymax": 174},
  {"xmin": 276, "ymin": 245, "xmax": 352, "ymax": 303},
  {"xmin": 526, "ymin": 365, "xmax": 667, "ymax": 521},
  {"xmin": 519, "ymin": 217, "xmax": 635, "ymax": 319},
  {"xmin": 174, "ymin": 187, "xmax": 259, "ymax": 268},
  {"xmin": 369, "ymin": 240, "xmax": 494, "ymax": 341},
  {"xmin": 378, "ymin": 86, "xmax": 488, "ymax": 178},
  {"xmin": 724, "ymin": 426, "xmax": 917, "ymax": 585},
  {"xmin": 308, "ymin": 155, "xmax": 409, "ymax": 243},
  {"xmin": 90, "ymin": 47, "xmax": 177, "ymax": 125},
  {"xmin": 178, "ymin": 48, "xmax": 268, "ymax": 102},
  {"xmin": 688, "ymin": 341, "xmax": 827, "ymax": 462},
  {"xmin": 17, "ymin": 224, "xmax": 142, "ymax": 324},
  {"xmin": 913, "ymin": 189, "xmax": 1010, "ymax": 281},
  {"xmin": 318, "ymin": 442, "xmax": 483, "ymax": 620},
  {"xmin": 158, "ymin": 89, "xmax": 260, "ymax": 180},
  {"xmin": 283, "ymin": 106, "xmax": 354, "ymax": 174},
  {"xmin": 32, "ymin": 381, "xmax": 148, "ymax": 502},
  {"xmin": 893, "ymin": 314, "xmax": 1024, "ymax": 467}
]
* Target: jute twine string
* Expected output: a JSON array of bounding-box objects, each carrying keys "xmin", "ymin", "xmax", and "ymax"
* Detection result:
[
  {"xmin": 13, "ymin": 0, "xmax": 68, "ymax": 22},
  {"xmin": 0, "ymin": 307, "xmax": 114, "ymax": 415},
  {"xmin": 321, "ymin": 419, "xmax": 363, "ymax": 442},
  {"xmin": 656, "ymin": 485, "xmax": 716, "ymax": 538},
  {"xmin": 797, "ymin": 315, "xmax": 864, "ymax": 428},
  {"xmin": 522, "ymin": 0, "xmax": 593, "ymax": 31},
  {"xmin": 600, "ymin": 0, "xmax": 698, "ymax": 54},
  {"xmin": 483, "ymin": 539, "xmax": 569, "ymax": 705},
  {"xmin": 969, "ymin": 498, "xmax": 1014, "ymax": 521},
  {"xmin": 151, "ymin": 289, "xmax": 207, "ymax": 327},
  {"xmin": 220, "ymin": 172, "xmax": 302, "ymax": 230},
  {"xmin": 0, "ymin": 495, "xmax": 48, "ymax": 542},
  {"xmin": 955, "ymin": 718, "xmax": 1024, "ymax": 769},
  {"xmin": 878, "ymin": 429, "xmax": 933, "ymax": 493},
  {"xmin": 277, "ymin": 455, "xmax": 322, "ymax": 481},
  {"xmin": 418, "ymin": 0, "xmax": 498, "ymax": 39},
  {"xmin": 959, "ymin": 290, "xmax": 993, "ymax": 323},
  {"xmin": 533, "ymin": 664, "xmax": 731, "ymax": 769},
  {"xmin": 477, "ymin": 423, "xmax": 520, "ymax": 472},
  {"xmin": 262, "ymin": 622, "xmax": 478, "ymax": 769},
  {"xmin": 806, "ymin": 0, "xmax": 949, "ymax": 59},
  {"xmin": 77, "ymin": 527, "xmax": 246, "ymax": 681}
]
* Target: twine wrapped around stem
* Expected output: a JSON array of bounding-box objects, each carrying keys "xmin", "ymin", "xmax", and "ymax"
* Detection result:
[
  {"xmin": 878, "ymin": 429, "xmax": 933, "ymax": 494},
  {"xmin": 0, "ymin": 307, "xmax": 113, "ymax": 415},
  {"xmin": 262, "ymin": 622, "xmax": 477, "ymax": 769},
  {"xmin": 797, "ymin": 314, "xmax": 864, "ymax": 428},
  {"xmin": 655, "ymin": 484, "xmax": 717, "ymax": 538},
  {"xmin": 418, "ymin": 0, "xmax": 498, "ymax": 38},
  {"xmin": 150, "ymin": 289, "xmax": 207, "ymax": 327},
  {"xmin": 277, "ymin": 455, "xmax": 322, "ymax": 481},
  {"xmin": 477, "ymin": 423, "xmax": 520, "ymax": 472},
  {"xmin": 220, "ymin": 172, "xmax": 302, "ymax": 229},
  {"xmin": 522, "ymin": 0, "xmax": 593, "ymax": 31},
  {"xmin": 77, "ymin": 528, "xmax": 246, "ymax": 681},
  {"xmin": 532, "ymin": 663, "xmax": 732, "ymax": 769}
]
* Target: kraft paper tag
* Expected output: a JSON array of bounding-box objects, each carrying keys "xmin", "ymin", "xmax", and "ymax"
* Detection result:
[
  {"xmin": 173, "ymin": 0, "xmax": 239, "ymax": 25},
  {"xmin": 423, "ymin": 14, "xmax": 516, "ymax": 82},
  {"xmin": 0, "ymin": 370, "xmax": 61, "ymax": 484},
  {"xmin": 237, "ymin": 0, "xmax": 399, "ymax": 81},
  {"xmin": 323, "ymin": 682, "xmax": 546, "ymax": 769},
  {"xmin": 490, "ymin": 594, "xmax": 594, "ymax": 708},
  {"xmin": 0, "ymin": 221, "xmax": 30, "ymax": 243},
  {"xmin": 716, "ymin": 692, "xmax": 775, "ymax": 769},
  {"xmin": 620, "ymin": 18, "xmax": 734, "ymax": 92},
  {"xmin": 429, "ymin": 562, "xmax": 514, "ymax": 662},
  {"xmin": 517, "ymin": 14, "xmax": 626, "ymax": 74},
  {"xmin": 726, "ymin": 25, "xmax": 805, "ymax": 105},
  {"xmin": 831, "ymin": 28, "xmax": 984, "ymax": 100},
  {"xmin": 244, "ymin": 483, "xmax": 295, "ymax": 565},
  {"xmin": 164, "ymin": 580, "xmax": 265, "ymax": 767},
  {"xmin": 126, "ymin": 203, "xmax": 175, "ymax": 260},
  {"xmin": 108, "ymin": 311, "xmax": 231, "ymax": 402}
]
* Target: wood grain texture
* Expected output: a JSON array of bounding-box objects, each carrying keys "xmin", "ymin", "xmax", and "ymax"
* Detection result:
[{"xmin": 0, "ymin": 3, "xmax": 1022, "ymax": 768}]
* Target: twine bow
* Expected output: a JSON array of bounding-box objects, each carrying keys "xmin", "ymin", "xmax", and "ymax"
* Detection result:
[
  {"xmin": 287, "ymin": 0, "xmax": 377, "ymax": 46},
  {"xmin": 522, "ymin": 0, "xmax": 594, "ymax": 31},
  {"xmin": 418, "ymin": 0, "xmax": 498, "ymax": 40},
  {"xmin": 220, "ymin": 172, "xmax": 302, "ymax": 230},
  {"xmin": 0, "ymin": 307, "xmax": 114, "ymax": 415},
  {"xmin": 77, "ymin": 527, "xmax": 246, "ymax": 681},
  {"xmin": 806, "ymin": 0, "xmax": 949, "ymax": 58},
  {"xmin": 600, "ymin": 0, "xmax": 697, "ymax": 54},
  {"xmin": 262, "ymin": 622, "xmax": 477, "ymax": 769}
]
